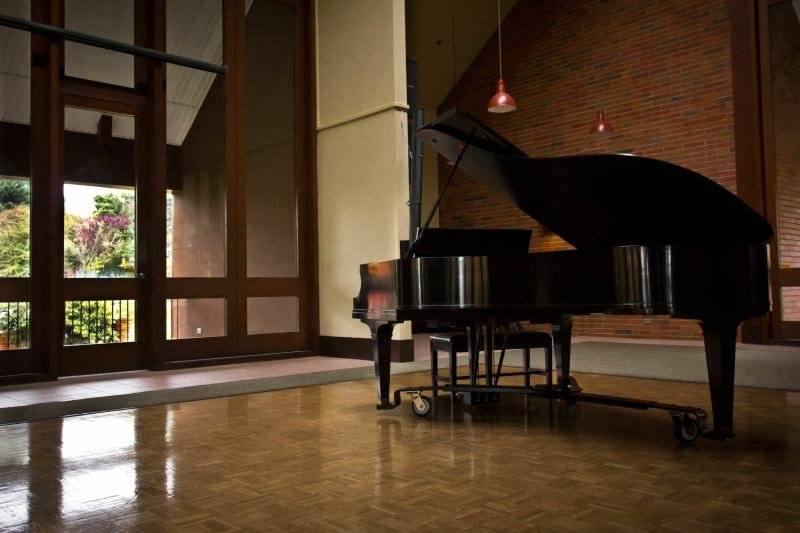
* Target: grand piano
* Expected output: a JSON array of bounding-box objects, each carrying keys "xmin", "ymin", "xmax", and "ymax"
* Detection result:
[{"xmin": 352, "ymin": 109, "xmax": 773, "ymax": 442}]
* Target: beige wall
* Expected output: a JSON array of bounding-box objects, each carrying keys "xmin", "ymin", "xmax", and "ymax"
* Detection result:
[{"xmin": 315, "ymin": 0, "xmax": 411, "ymax": 340}]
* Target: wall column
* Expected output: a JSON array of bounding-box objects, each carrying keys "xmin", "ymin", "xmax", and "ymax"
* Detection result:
[{"xmin": 315, "ymin": 0, "xmax": 413, "ymax": 360}]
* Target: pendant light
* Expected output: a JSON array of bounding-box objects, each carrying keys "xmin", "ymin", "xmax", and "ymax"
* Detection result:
[
  {"xmin": 487, "ymin": 0, "xmax": 516, "ymax": 113},
  {"xmin": 590, "ymin": 110, "xmax": 613, "ymax": 134},
  {"xmin": 590, "ymin": 0, "xmax": 614, "ymax": 134}
]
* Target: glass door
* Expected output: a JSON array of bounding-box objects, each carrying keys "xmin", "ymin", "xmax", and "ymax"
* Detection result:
[{"xmin": 59, "ymin": 103, "xmax": 143, "ymax": 374}]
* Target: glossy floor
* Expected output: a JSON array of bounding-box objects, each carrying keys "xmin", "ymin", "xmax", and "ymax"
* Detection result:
[{"xmin": 1, "ymin": 370, "xmax": 799, "ymax": 531}]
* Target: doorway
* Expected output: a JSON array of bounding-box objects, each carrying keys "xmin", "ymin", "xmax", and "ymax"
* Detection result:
[{"xmin": 60, "ymin": 104, "xmax": 143, "ymax": 374}]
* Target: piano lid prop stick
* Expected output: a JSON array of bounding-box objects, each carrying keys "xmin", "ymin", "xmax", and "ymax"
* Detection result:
[{"xmin": 404, "ymin": 136, "xmax": 472, "ymax": 259}]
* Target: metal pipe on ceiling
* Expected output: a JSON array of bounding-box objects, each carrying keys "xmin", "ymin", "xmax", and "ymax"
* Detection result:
[{"xmin": 0, "ymin": 13, "xmax": 227, "ymax": 75}]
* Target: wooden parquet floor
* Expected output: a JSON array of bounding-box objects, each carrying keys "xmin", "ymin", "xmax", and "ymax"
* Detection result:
[{"xmin": 0, "ymin": 369, "xmax": 799, "ymax": 531}]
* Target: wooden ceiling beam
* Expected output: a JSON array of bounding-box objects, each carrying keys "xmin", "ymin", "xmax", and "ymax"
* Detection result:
[{"xmin": 96, "ymin": 114, "xmax": 112, "ymax": 146}]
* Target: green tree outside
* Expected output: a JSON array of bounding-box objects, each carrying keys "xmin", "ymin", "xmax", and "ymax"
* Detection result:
[
  {"xmin": 0, "ymin": 178, "xmax": 136, "ymax": 345},
  {"xmin": 0, "ymin": 179, "xmax": 30, "ymax": 211}
]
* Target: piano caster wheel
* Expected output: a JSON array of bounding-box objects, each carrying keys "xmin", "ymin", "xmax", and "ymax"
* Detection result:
[
  {"xmin": 671, "ymin": 412, "xmax": 702, "ymax": 443},
  {"xmin": 411, "ymin": 394, "xmax": 432, "ymax": 417}
]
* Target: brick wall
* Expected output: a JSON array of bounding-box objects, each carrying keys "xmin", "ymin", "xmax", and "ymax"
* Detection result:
[{"xmin": 438, "ymin": 0, "xmax": 736, "ymax": 340}]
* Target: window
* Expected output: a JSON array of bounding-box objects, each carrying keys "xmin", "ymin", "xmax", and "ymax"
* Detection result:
[
  {"xmin": 64, "ymin": 184, "xmax": 135, "ymax": 278},
  {"xmin": 166, "ymin": 298, "xmax": 226, "ymax": 339},
  {"xmin": 247, "ymin": 297, "xmax": 299, "ymax": 335}
]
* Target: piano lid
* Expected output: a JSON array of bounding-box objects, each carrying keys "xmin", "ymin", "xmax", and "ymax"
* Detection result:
[{"xmin": 418, "ymin": 109, "xmax": 774, "ymax": 248}]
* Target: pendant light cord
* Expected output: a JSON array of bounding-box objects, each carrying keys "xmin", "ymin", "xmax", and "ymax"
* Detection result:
[
  {"xmin": 595, "ymin": 0, "xmax": 601, "ymax": 110},
  {"xmin": 497, "ymin": 0, "xmax": 503, "ymax": 79}
]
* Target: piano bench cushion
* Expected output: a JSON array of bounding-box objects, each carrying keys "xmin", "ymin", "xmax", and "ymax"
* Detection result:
[{"xmin": 430, "ymin": 331, "xmax": 552, "ymax": 353}]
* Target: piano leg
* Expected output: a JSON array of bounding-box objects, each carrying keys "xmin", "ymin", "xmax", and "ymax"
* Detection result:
[
  {"xmin": 700, "ymin": 319, "xmax": 739, "ymax": 439},
  {"xmin": 366, "ymin": 320, "xmax": 396, "ymax": 410},
  {"xmin": 551, "ymin": 316, "xmax": 574, "ymax": 391}
]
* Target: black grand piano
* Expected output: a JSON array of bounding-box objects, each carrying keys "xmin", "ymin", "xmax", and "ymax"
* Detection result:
[{"xmin": 352, "ymin": 109, "xmax": 773, "ymax": 442}]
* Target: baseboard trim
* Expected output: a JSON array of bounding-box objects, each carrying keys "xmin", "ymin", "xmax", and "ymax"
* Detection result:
[{"xmin": 319, "ymin": 336, "xmax": 414, "ymax": 362}]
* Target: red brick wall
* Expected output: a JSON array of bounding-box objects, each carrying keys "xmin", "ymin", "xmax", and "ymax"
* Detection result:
[{"xmin": 438, "ymin": 0, "xmax": 737, "ymax": 340}]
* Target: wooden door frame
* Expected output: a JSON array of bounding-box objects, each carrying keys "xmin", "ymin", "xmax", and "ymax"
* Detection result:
[
  {"xmin": 731, "ymin": 0, "xmax": 800, "ymax": 343},
  {"xmin": 758, "ymin": 0, "xmax": 800, "ymax": 341},
  {"xmin": 235, "ymin": 0, "xmax": 317, "ymax": 359},
  {"xmin": 58, "ymin": 94, "xmax": 145, "ymax": 376}
]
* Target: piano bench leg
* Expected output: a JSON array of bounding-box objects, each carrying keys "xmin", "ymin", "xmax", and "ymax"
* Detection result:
[
  {"xmin": 523, "ymin": 347, "xmax": 531, "ymax": 388},
  {"xmin": 430, "ymin": 346, "xmax": 438, "ymax": 398},
  {"xmin": 545, "ymin": 344, "xmax": 553, "ymax": 389},
  {"xmin": 449, "ymin": 345, "xmax": 457, "ymax": 387}
]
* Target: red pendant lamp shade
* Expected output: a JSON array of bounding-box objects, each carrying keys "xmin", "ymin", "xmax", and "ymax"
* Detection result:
[
  {"xmin": 590, "ymin": 110, "xmax": 614, "ymax": 134},
  {"xmin": 488, "ymin": 78, "xmax": 516, "ymax": 113},
  {"xmin": 488, "ymin": 0, "xmax": 516, "ymax": 114}
]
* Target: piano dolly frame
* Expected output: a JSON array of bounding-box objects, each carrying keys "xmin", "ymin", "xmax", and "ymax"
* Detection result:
[
  {"xmin": 393, "ymin": 384, "xmax": 708, "ymax": 444},
  {"xmin": 376, "ymin": 319, "xmax": 710, "ymax": 443}
]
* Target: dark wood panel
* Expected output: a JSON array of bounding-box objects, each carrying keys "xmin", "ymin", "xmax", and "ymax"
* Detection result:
[
  {"xmin": 777, "ymin": 269, "xmax": 800, "ymax": 286},
  {"xmin": 243, "ymin": 277, "xmax": 302, "ymax": 295},
  {"xmin": 779, "ymin": 322, "xmax": 800, "ymax": 340},
  {"xmin": 0, "ymin": 350, "xmax": 41, "ymax": 377},
  {"xmin": 135, "ymin": 0, "xmax": 167, "ymax": 371},
  {"xmin": 224, "ymin": 0, "xmax": 243, "ymax": 362},
  {"xmin": 62, "ymin": 279, "xmax": 138, "ymax": 300},
  {"xmin": 0, "ymin": 122, "xmax": 30, "ymax": 177},
  {"xmin": 730, "ymin": 0, "xmax": 767, "ymax": 217},
  {"xmin": 30, "ymin": 0, "xmax": 64, "ymax": 380},
  {"xmin": 60, "ymin": 77, "xmax": 148, "ymax": 109},
  {"xmin": 165, "ymin": 278, "xmax": 233, "ymax": 298},
  {"xmin": 161, "ymin": 335, "xmax": 237, "ymax": 362},
  {"xmin": 0, "ymin": 371, "xmax": 51, "ymax": 386},
  {"xmin": 319, "ymin": 335, "xmax": 414, "ymax": 363},
  {"xmin": 305, "ymin": 0, "xmax": 319, "ymax": 353},
  {"xmin": 59, "ymin": 342, "xmax": 140, "ymax": 376},
  {"xmin": 0, "ymin": 121, "xmax": 183, "ymax": 189},
  {"xmin": 238, "ymin": 331, "xmax": 305, "ymax": 355},
  {"xmin": 62, "ymin": 92, "xmax": 139, "ymax": 118},
  {"xmin": 0, "ymin": 280, "xmax": 31, "ymax": 301}
]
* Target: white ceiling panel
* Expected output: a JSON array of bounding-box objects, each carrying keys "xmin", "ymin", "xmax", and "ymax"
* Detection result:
[{"xmin": 0, "ymin": 0, "xmax": 224, "ymax": 146}]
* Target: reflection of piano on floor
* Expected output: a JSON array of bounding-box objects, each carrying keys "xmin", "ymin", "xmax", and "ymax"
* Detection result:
[{"xmin": 353, "ymin": 109, "xmax": 772, "ymax": 442}]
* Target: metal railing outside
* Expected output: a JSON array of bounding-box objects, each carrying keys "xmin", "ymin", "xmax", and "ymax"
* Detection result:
[
  {"xmin": 64, "ymin": 299, "xmax": 135, "ymax": 345},
  {"xmin": 0, "ymin": 302, "xmax": 30, "ymax": 350}
]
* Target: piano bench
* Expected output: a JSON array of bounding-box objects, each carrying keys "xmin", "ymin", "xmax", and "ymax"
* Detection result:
[{"xmin": 429, "ymin": 331, "xmax": 553, "ymax": 398}]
